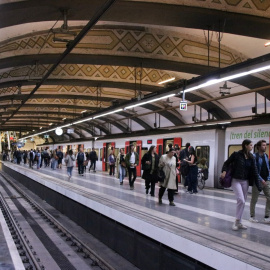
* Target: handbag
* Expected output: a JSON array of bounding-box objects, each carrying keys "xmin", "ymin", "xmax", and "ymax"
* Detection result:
[
  {"xmin": 219, "ymin": 165, "xmax": 233, "ymax": 188},
  {"xmin": 120, "ymin": 161, "xmax": 126, "ymax": 168},
  {"xmin": 157, "ymin": 168, "xmax": 165, "ymax": 183}
]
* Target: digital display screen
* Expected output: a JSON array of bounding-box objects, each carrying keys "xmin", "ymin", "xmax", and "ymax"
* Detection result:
[{"xmin": 147, "ymin": 140, "xmax": 152, "ymax": 144}]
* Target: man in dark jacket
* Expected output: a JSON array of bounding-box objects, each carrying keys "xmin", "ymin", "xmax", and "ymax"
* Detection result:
[
  {"xmin": 250, "ymin": 140, "xmax": 270, "ymax": 223},
  {"xmin": 179, "ymin": 142, "xmax": 190, "ymax": 188},
  {"xmin": 89, "ymin": 148, "xmax": 98, "ymax": 172}
]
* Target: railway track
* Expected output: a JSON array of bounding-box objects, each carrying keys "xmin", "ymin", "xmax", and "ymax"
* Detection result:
[{"xmin": 0, "ymin": 171, "xmax": 115, "ymax": 270}]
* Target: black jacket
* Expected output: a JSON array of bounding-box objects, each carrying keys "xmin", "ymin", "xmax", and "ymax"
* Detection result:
[
  {"xmin": 141, "ymin": 152, "xmax": 159, "ymax": 180},
  {"xmin": 222, "ymin": 151, "xmax": 262, "ymax": 191}
]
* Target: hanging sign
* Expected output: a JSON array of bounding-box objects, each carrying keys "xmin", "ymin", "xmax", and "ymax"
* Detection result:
[{"xmin": 180, "ymin": 101, "xmax": 187, "ymax": 111}]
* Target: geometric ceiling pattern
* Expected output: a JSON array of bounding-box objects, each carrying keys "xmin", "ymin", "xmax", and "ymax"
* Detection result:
[{"xmin": 0, "ymin": 0, "xmax": 269, "ymax": 142}]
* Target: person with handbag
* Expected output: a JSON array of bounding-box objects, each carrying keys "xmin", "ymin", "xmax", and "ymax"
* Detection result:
[
  {"xmin": 221, "ymin": 139, "xmax": 262, "ymax": 231},
  {"xmin": 142, "ymin": 146, "xmax": 160, "ymax": 196},
  {"xmin": 158, "ymin": 148, "xmax": 177, "ymax": 206},
  {"xmin": 116, "ymin": 148, "xmax": 126, "ymax": 185}
]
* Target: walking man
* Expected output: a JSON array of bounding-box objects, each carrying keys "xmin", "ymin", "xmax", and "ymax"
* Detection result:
[
  {"xmin": 250, "ymin": 140, "xmax": 270, "ymax": 223},
  {"xmin": 125, "ymin": 144, "xmax": 139, "ymax": 190},
  {"xmin": 76, "ymin": 148, "xmax": 86, "ymax": 176},
  {"xmin": 89, "ymin": 148, "xmax": 98, "ymax": 172}
]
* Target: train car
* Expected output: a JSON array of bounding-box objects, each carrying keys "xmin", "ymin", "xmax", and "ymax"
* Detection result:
[{"xmin": 40, "ymin": 123, "xmax": 270, "ymax": 189}]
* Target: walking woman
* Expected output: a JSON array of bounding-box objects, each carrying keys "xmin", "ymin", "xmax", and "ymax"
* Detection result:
[
  {"xmin": 186, "ymin": 146, "xmax": 198, "ymax": 194},
  {"xmin": 64, "ymin": 150, "xmax": 75, "ymax": 180},
  {"xmin": 142, "ymin": 146, "xmax": 159, "ymax": 196},
  {"xmin": 221, "ymin": 139, "xmax": 262, "ymax": 231},
  {"xmin": 116, "ymin": 148, "xmax": 126, "ymax": 185},
  {"xmin": 158, "ymin": 148, "xmax": 177, "ymax": 206}
]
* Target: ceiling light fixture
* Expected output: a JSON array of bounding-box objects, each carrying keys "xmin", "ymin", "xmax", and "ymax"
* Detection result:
[
  {"xmin": 158, "ymin": 77, "xmax": 175, "ymax": 85},
  {"xmin": 62, "ymin": 118, "xmax": 66, "ymax": 120},
  {"xmin": 182, "ymin": 64, "xmax": 270, "ymax": 94},
  {"xmin": 81, "ymin": 110, "xmax": 87, "ymax": 113},
  {"xmin": 93, "ymin": 109, "xmax": 123, "ymax": 119},
  {"xmin": 125, "ymin": 94, "xmax": 176, "ymax": 110},
  {"xmin": 49, "ymin": 123, "xmax": 53, "ymax": 126},
  {"xmin": 265, "ymin": 41, "xmax": 270, "ymax": 47}
]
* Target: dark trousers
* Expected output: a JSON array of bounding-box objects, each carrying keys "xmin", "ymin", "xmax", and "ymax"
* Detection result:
[
  {"xmin": 159, "ymin": 186, "xmax": 174, "ymax": 202},
  {"xmin": 23, "ymin": 157, "xmax": 27, "ymax": 164},
  {"xmin": 128, "ymin": 167, "xmax": 137, "ymax": 187},
  {"xmin": 78, "ymin": 161, "xmax": 84, "ymax": 175},
  {"xmin": 44, "ymin": 158, "xmax": 49, "ymax": 167},
  {"xmin": 145, "ymin": 174, "xmax": 156, "ymax": 195},
  {"xmin": 89, "ymin": 160, "xmax": 96, "ymax": 171},
  {"xmin": 187, "ymin": 166, "xmax": 198, "ymax": 193},
  {"xmin": 29, "ymin": 159, "xmax": 34, "ymax": 168},
  {"xmin": 175, "ymin": 176, "xmax": 178, "ymax": 192},
  {"xmin": 17, "ymin": 157, "xmax": 21, "ymax": 165},
  {"xmin": 109, "ymin": 164, "xmax": 115, "ymax": 175}
]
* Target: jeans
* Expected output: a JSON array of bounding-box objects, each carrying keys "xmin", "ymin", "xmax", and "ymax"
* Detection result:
[
  {"xmin": 109, "ymin": 164, "xmax": 115, "ymax": 175},
  {"xmin": 231, "ymin": 178, "xmax": 249, "ymax": 222},
  {"xmin": 119, "ymin": 165, "xmax": 126, "ymax": 183},
  {"xmin": 128, "ymin": 167, "xmax": 137, "ymax": 187},
  {"xmin": 78, "ymin": 161, "xmax": 84, "ymax": 175},
  {"xmin": 187, "ymin": 166, "xmax": 198, "ymax": 193},
  {"xmin": 250, "ymin": 181, "xmax": 270, "ymax": 218},
  {"xmin": 145, "ymin": 174, "xmax": 156, "ymax": 195},
  {"xmin": 89, "ymin": 160, "xmax": 96, "ymax": 171},
  {"xmin": 67, "ymin": 166, "xmax": 73, "ymax": 177},
  {"xmin": 159, "ymin": 186, "xmax": 174, "ymax": 202}
]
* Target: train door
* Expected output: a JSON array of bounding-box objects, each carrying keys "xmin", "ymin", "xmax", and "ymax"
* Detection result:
[
  {"xmin": 157, "ymin": 138, "xmax": 182, "ymax": 155},
  {"xmin": 124, "ymin": 140, "xmax": 142, "ymax": 177},
  {"xmin": 102, "ymin": 142, "xmax": 115, "ymax": 172}
]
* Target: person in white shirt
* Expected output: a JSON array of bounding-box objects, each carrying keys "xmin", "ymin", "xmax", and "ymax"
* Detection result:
[{"xmin": 125, "ymin": 145, "xmax": 139, "ymax": 190}]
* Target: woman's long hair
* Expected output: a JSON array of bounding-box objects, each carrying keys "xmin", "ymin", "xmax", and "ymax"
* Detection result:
[
  {"xmin": 68, "ymin": 150, "xmax": 73, "ymax": 155},
  {"xmin": 147, "ymin": 145, "xmax": 155, "ymax": 154},
  {"xmin": 188, "ymin": 146, "xmax": 195, "ymax": 156},
  {"xmin": 242, "ymin": 139, "xmax": 253, "ymax": 158}
]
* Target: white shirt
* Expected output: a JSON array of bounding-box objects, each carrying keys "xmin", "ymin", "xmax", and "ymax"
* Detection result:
[{"xmin": 130, "ymin": 152, "xmax": 135, "ymax": 168}]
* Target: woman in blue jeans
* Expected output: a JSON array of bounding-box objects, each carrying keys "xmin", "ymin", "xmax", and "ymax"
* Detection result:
[
  {"xmin": 64, "ymin": 150, "xmax": 75, "ymax": 180},
  {"xmin": 186, "ymin": 146, "xmax": 198, "ymax": 194}
]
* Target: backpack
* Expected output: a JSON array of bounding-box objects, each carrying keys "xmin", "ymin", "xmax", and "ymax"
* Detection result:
[
  {"xmin": 30, "ymin": 152, "xmax": 34, "ymax": 160},
  {"xmin": 77, "ymin": 152, "xmax": 84, "ymax": 162},
  {"xmin": 180, "ymin": 161, "xmax": 190, "ymax": 176}
]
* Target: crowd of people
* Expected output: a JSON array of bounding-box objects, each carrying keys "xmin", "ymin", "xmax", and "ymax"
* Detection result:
[{"xmin": 2, "ymin": 138, "xmax": 269, "ymax": 231}]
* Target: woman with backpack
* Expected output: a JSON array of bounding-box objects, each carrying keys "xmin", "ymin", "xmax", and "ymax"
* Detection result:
[
  {"xmin": 221, "ymin": 139, "xmax": 262, "ymax": 231},
  {"xmin": 65, "ymin": 150, "xmax": 75, "ymax": 180}
]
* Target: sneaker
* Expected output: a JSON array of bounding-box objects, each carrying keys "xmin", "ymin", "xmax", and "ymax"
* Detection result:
[
  {"xmin": 169, "ymin": 201, "xmax": 175, "ymax": 206},
  {"xmin": 238, "ymin": 223, "xmax": 247, "ymax": 230},
  {"xmin": 81, "ymin": 174, "xmax": 84, "ymax": 176},
  {"xmin": 232, "ymin": 221, "xmax": 239, "ymax": 231},
  {"xmin": 150, "ymin": 194, "xmax": 155, "ymax": 197},
  {"xmin": 249, "ymin": 217, "xmax": 258, "ymax": 223},
  {"xmin": 262, "ymin": 218, "xmax": 270, "ymax": 223},
  {"xmin": 93, "ymin": 170, "xmax": 96, "ymax": 173},
  {"xmin": 130, "ymin": 186, "xmax": 134, "ymax": 190}
]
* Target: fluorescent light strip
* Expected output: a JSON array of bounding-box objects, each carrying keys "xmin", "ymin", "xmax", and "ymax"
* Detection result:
[
  {"xmin": 93, "ymin": 109, "xmax": 123, "ymax": 119},
  {"xmin": 265, "ymin": 41, "xmax": 270, "ymax": 47},
  {"xmin": 73, "ymin": 117, "xmax": 92, "ymax": 125},
  {"xmin": 183, "ymin": 64, "xmax": 270, "ymax": 93},
  {"xmin": 158, "ymin": 77, "xmax": 175, "ymax": 85},
  {"xmin": 125, "ymin": 94, "xmax": 176, "ymax": 110},
  {"xmin": 81, "ymin": 110, "xmax": 87, "ymax": 113}
]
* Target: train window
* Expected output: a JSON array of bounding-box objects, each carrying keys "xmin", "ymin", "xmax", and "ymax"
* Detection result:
[
  {"xmin": 228, "ymin": 145, "xmax": 242, "ymax": 157},
  {"xmin": 195, "ymin": 146, "xmax": 210, "ymax": 167},
  {"xmin": 100, "ymin": 148, "xmax": 103, "ymax": 161}
]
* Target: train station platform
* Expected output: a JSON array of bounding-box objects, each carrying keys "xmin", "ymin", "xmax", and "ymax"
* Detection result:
[{"xmin": 1, "ymin": 161, "xmax": 270, "ymax": 270}]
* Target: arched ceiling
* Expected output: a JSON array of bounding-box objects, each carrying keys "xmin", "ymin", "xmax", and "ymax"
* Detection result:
[{"xmin": 0, "ymin": 0, "xmax": 270, "ymax": 142}]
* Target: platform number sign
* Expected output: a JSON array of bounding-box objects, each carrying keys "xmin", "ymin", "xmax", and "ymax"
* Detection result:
[{"xmin": 180, "ymin": 101, "xmax": 187, "ymax": 111}]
